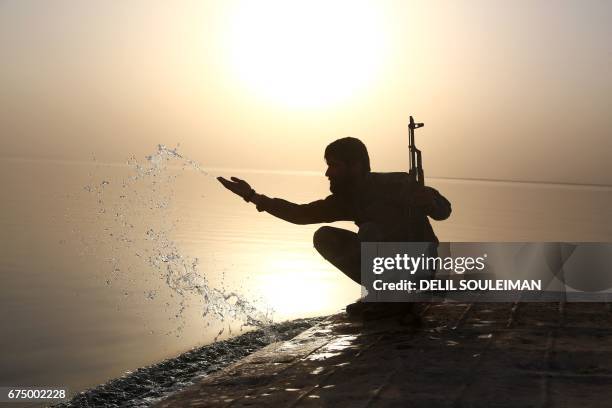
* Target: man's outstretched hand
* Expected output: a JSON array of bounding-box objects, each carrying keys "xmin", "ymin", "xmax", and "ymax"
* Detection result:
[{"xmin": 217, "ymin": 176, "xmax": 255, "ymax": 201}]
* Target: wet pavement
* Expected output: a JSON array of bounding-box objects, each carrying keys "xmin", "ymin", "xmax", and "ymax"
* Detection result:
[
  {"xmin": 52, "ymin": 318, "xmax": 324, "ymax": 408},
  {"xmin": 154, "ymin": 302, "xmax": 612, "ymax": 407}
]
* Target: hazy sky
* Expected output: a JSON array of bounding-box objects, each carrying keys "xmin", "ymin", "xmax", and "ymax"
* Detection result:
[{"xmin": 1, "ymin": 0, "xmax": 610, "ymax": 185}]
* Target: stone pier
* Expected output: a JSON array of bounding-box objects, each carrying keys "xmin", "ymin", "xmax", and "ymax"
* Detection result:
[{"xmin": 155, "ymin": 302, "xmax": 612, "ymax": 407}]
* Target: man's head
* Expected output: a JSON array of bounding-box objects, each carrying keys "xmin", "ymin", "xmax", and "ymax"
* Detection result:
[{"xmin": 324, "ymin": 137, "xmax": 370, "ymax": 194}]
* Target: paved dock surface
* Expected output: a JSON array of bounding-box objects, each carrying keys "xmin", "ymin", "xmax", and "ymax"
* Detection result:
[{"xmin": 154, "ymin": 302, "xmax": 612, "ymax": 407}]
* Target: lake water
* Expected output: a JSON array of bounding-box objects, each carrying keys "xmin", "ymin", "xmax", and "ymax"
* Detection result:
[{"xmin": 1, "ymin": 153, "xmax": 610, "ymax": 402}]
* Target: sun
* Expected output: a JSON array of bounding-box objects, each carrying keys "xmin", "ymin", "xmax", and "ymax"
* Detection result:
[{"xmin": 226, "ymin": 1, "xmax": 387, "ymax": 108}]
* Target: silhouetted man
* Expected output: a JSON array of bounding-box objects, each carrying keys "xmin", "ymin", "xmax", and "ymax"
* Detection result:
[{"xmin": 218, "ymin": 137, "xmax": 451, "ymax": 319}]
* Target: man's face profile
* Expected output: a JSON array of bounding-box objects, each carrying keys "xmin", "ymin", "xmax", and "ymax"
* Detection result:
[{"xmin": 325, "ymin": 157, "xmax": 352, "ymax": 194}]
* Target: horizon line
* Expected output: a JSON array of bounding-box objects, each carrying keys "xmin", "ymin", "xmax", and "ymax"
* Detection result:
[{"xmin": 1, "ymin": 155, "xmax": 611, "ymax": 189}]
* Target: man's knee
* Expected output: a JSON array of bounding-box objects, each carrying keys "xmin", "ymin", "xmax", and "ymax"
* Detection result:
[{"xmin": 313, "ymin": 226, "xmax": 335, "ymax": 252}]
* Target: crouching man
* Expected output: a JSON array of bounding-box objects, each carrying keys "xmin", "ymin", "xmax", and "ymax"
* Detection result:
[{"xmin": 218, "ymin": 137, "xmax": 451, "ymax": 321}]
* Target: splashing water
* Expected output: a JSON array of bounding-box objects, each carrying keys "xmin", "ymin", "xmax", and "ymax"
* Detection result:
[
  {"xmin": 82, "ymin": 144, "xmax": 273, "ymax": 338},
  {"xmin": 133, "ymin": 144, "xmax": 211, "ymax": 179}
]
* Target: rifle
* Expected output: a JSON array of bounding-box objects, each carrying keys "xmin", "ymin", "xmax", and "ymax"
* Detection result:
[
  {"xmin": 408, "ymin": 116, "xmax": 425, "ymax": 240},
  {"xmin": 408, "ymin": 115, "xmax": 425, "ymax": 187}
]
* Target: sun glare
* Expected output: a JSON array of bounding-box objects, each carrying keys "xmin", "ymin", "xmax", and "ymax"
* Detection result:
[
  {"xmin": 255, "ymin": 254, "xmax": 347, "ymax": 319},
  {"xmin": 227, "ymin": 1, "xmax": 387, "ymax": 108}
]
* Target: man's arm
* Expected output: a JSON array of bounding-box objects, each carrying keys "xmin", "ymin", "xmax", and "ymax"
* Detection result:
[
  {"xmin": 427, "ymin": 189, "xmax": 452, "ymax": 220},
  {"xmin": 251, "ymin": 193, "xmax": 349, "ymax": 225},
  {"xmin": 410, "ymin": 186, "xmax": 452, "ymax": 221},
  {"xmin": 217, "ymin": 176, "xmax": 349, "ymax": 225}
]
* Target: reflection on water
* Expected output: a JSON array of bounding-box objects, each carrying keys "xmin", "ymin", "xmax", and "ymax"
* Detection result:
[{"xmin": 0, "ymin": 154, "xmax": 610, "ymax": 399}]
